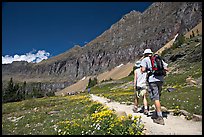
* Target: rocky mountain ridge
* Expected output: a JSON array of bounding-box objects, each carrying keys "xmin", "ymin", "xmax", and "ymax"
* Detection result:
[{"xmin": 2, "ymin": 2, "xmax": 202, "ymax": 92}]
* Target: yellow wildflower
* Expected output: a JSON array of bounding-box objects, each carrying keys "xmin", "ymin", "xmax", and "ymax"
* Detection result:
[{"xmin": 128, "ymin": 114, "xmax": 132, "ymax": 119}]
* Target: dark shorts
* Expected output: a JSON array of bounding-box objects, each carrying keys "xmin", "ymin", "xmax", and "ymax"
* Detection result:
[{"xmin": 148, "ymin": 81, "xmax": 163, "ymax": 101}]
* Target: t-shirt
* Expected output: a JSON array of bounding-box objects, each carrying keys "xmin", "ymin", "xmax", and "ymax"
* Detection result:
[
  {"xmin": 135, "ymin": 68, "xmax": 147, "ymax": 88},
  {"xmin": 140, "ymin": 56, "xmax": 168, "ymax": 82}
]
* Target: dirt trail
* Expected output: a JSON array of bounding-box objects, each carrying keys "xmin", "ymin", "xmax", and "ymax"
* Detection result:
[{"xmin": 90, "ymin": 94, "xmax": 202, "ymax": 135}]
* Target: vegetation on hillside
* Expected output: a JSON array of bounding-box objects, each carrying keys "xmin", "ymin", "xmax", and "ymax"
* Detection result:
[
  {"xmin": 87, "ymin": 77, "xmax": 98, "ymax": 89},
  {"xmin": 2, "ymin": 78, "xmax": 55, "ymax": 103},
  {"xmin": 2, "ymin": 94, "xmax": 144, "ymax": 135}
]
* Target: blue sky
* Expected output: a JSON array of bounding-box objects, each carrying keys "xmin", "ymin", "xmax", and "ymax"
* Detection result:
[{"xmin": 2, "ymin": 2, "xmax": 153, "ymax": 64}]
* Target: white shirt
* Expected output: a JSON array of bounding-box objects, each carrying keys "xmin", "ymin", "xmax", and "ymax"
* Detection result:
[
  {"xmin": 140, "ymin": 56, "xmax": 168, "ymax": 82},
  {"xmin": 135, "ymin": 68, "xmax": 147, "ymax": 88}
]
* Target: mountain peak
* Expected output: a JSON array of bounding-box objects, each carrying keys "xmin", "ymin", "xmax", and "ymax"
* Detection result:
[{"xmin": 2, "ymin": 2, "xmax": 202, "ymax": 93}]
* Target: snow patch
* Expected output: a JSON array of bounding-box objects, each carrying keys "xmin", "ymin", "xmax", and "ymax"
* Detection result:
[
  {"xmin": 81, "ymin": 77, "xmax": 86, "ymax": 80},
  {"xmin": 172, "ymin": 33, "xmax": 179, "ymax": 42},
  {"xmin": 116, "ymin": 64, "xmax": 124, "ymax": 68}
]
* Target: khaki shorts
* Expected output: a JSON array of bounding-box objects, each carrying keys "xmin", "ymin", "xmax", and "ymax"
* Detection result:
[{"xmin": 135, "ymin": 87, "xmax": 148, "ymax": 98}]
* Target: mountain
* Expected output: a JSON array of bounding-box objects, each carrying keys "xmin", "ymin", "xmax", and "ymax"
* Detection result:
[
  {"xmin": 2, "ymin": 31, "xmax": 202, "ymax": 134},
  {"xmin": 2, "ymin": 2, "xmax": 202, "ymax": 93}
]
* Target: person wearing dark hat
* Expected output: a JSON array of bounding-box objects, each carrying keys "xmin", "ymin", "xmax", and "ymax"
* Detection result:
[{"xmin": 140, "ymin": 48, "xmax": 168, "ymax": 125}]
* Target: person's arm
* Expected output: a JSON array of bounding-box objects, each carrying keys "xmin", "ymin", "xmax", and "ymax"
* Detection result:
[
  {"xmin": 134, "ymin": 70, "xmax": 137, "ymax": 89},
  {"xmin": 140, "ymin": 58, "xmax": 146, "ymax": 73},
  {"xmin": 141, "ymin": 66, "xmax": 146, "ymax": 73},
  {"xmin": 162, "ymin": 60, "xmax": 168, "ymax": 71}
]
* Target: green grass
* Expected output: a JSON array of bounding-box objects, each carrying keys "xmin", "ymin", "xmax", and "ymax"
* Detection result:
[
  {"xmin": 2, "ymin": 94, "xmax": 92, "ymax": 135},
  {"xmin": 91, "ymin": 79, "xmax": 134, "ymax": 103},
  {"xmin": 161, "ymin": 86, "xmax": 202, "ymax": 115},
  {"xmin": 161, "ymin": 60, "xmax": 202, "ymax": 115},
  {"xmin": 2, "ymin": 93, "xmax": 144, "ymax": 135},
  {"xmin": 90, "ymin": 76, "xmax": 153, "ymax": 106},
  {"xmin": 164, "ymin": 62, "xmax": 202, "ymax": 87}
]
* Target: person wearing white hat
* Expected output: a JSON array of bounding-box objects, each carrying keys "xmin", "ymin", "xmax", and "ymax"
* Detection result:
[
  {"xmin": 133, "ymin": 60, "xmax": 149, "ymax": 115},
  {"xmin": 140, "ymin": 48, "xmax": 168, "ymax": 125},
  {"xmin": 143, "ymin": 48, "xmax": 153, "ymax": 54}
]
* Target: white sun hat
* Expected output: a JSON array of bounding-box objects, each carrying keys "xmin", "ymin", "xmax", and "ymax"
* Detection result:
[
  {"xmin": 135, "ymin": 61, "xmax": 141, "ymax": 68},
  {"xmin": 143, "ymin": 49, "xmax": 153, "ymax": 54}
]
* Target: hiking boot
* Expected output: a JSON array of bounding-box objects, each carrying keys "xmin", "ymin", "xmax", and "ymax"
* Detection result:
[
  {"xmin": 151, "ymin": 111, "xmax": 158, "ymax": 119},
  {"xmin": 143, "ymin": 109, "xmax": 149, "ymax": 115},
  {"xmin": 132, "ymin": 107, "xmax": 138, "ymax": 113},
  {"xmin": 153, "ymin": 116, "xmax": 165, "ymax": 125}
]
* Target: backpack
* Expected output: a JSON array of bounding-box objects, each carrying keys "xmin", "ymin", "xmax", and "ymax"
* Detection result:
[{"xmin": 149, "ymin": 54, "xmax": 166, "ymax": 76}]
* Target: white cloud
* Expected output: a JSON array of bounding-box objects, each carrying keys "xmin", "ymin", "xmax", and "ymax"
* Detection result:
[
  {"xmin": 2, "ymin": 55, "xmax": 14, "ymax": 64},
  {"xmin": 2, "ymin": 50, "xmax": 50, "ymax": 64}
]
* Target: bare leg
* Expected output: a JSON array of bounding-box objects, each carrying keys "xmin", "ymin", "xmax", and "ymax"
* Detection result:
[
  {"xmin": 153, "ymin": 99, "xmax": 164, "ymax": 125},
  {"xmin": 155, "ymin": 100, "xmax": 162, "ymax": 116},
  {"xmin": 143, "ymin": 94, "xmax": 148, "ymax": 108},
  {"xmin": 143, "ymin": 93, "xmax": 149, "ymax": 115},
  {"xmin": 133, "ymin": 95, "xmax": 139, "ymax": 112},
  {"xmin": 134, "ymin": 96, "xmax": 139, "ymax": 108}
]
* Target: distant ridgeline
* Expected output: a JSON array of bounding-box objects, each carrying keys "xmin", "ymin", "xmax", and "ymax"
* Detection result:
[{"xmin": 2, "ymin": 2, "xmax": 202, "ymax": 101}]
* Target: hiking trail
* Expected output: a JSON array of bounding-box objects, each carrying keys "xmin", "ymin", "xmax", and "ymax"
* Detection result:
[{"xmin": 90, "ymin": 94, "xmax": 202, "ymax": 135}]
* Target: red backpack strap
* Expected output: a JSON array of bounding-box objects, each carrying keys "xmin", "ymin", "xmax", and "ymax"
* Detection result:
[{"xmin": 150, "ymin": 56, "xmax": 156, "ymax": 71}]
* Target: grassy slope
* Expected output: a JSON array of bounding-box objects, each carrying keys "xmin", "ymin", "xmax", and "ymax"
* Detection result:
[
  {"xmin": 2, "ymin": 94, "xmax": 92, "ymax": 135},
  {"xmin": 161, "ymin": 35, "xmax": 202, "ymax": 115},
  {"xmin": 90, "ymin": 35, "xmax": 202, "ymax": 115},
  {"xmin": 2, "ymin": 92, "xmax": 144, "ymax": 135}
]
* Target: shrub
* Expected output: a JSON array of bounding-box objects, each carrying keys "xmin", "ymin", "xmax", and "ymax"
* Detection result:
[
  {"xmin": 88, "ymin": 102, "xmax": 103, "ymax": 114},
  {"xmin": 2, "ymin": 78, "xmax": 55, "ymax": 103},
  {"xmin": 57, "ymin": 106, "xmax": 144, "ymax": 135},
  {"xmin": 171, "ymin": 34, "xmax": 185, "ymax": 50},
  {"xmin": 87, "ymin": 77, "xmax": 98, "ymax": 88},
  {"xmin": 128, "ymin": 66, "xmax": 136, "ymax": 76},
  {"xmin": 161, "ymin": 47, "xmax": 169, "ymax": 57}
]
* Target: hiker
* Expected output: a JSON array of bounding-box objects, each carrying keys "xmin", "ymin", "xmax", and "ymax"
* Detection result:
[
  {"xmin": 140, "ymin": 48, "xmax": 168, "ymax": 125},
  {"xmin": 88, "ymin": 88, "xmax": 91, "ymax": 94},
  {"xmin": 133, "ymin": 60, "xmax": 149, "ymax": 115}
]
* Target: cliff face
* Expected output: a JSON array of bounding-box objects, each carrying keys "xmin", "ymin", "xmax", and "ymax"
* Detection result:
[{"xmin": 2, "ymin": 2, "xmax": 202, "ymax": 90}]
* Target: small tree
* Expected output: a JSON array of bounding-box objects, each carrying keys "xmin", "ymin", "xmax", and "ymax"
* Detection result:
[
  {"xmin": 87, "ymin": 77, "xmax": 98, "ymax": 88},
  {"xmin": 3, "ymin": 77, "xmax": 20, "ymax": 103},
  {"xmin": 128, "ymin": 66, "xmax": 136, "ymax": 76},
  {"xmin": 14, "ymin": 83, "xmax": 22, "ymax": 101},
  {"xmin": 192, "ymin": 30, "xmax": 195, "ymax": 37},
  {"xmin": 22, "ymin": 81, "xmax": 27, "ymax": 100},
  {"xmin": 93, "ymin": 77, "xmax": 98, "ymax": 86},
  {"xmin": 31, "ymin": 82, "xmax": 44, "ymax": 98},
  {"xmin": 31, "ymin": 87, "xmax": 44, "ymax": 98},
  {"xmin": 196, "ymin": 29, "xmax": 199, "ymax": 36},
  {"xmin": 15, "ymin": 81, "xmax": 27, "ymax": 101},
  {"xmin": 172, "ymin": 34, "xmax": 185, "ymax": 50}
]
